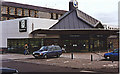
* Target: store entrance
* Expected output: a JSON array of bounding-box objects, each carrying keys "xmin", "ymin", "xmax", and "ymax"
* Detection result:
[
  {"xmin": 59, "ymin": 38, "xmax": 106, "ymax": 52},
  {"xmin": 59, "ymin": 39, "xmax": 89, "ymax": 52}
]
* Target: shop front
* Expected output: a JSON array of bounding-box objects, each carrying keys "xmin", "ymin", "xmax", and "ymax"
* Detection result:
[{"xmin": 4, "ymin": 0, "xmax": 119, "ymax": 53}]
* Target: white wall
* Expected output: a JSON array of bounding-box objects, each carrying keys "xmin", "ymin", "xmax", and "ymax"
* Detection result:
[
  {"xmin": 0, "ymin": 22, "xmax": 2, "ymax": 48},
  {"xmin": 1, "ymin": 18, "xmax": 29, "ymax": 48},
  {"xmin": 27, "ymin": 17, "xmax": 58, "ymax": 34},
  {"xmin": 0, "ymin": 17, "xmax": 58, "ymax": 48}
]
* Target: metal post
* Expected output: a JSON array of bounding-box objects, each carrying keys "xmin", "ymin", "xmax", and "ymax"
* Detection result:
[
  {"xmin": 91, "ymin": 54, "xmax": 93, "ymax": 61},
  {"xmin": 71, "ymin": 53, "xmax": 73, "ymax": 59},
  {"xmin": 111, "ymin": 54, "xmax": 114, "ymax": 63}
]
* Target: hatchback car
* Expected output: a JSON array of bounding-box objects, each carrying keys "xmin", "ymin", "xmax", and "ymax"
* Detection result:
[
  {"xmin": 33, "ymin": 45, "xmax": 62, "ymax": 59},
  {"xmin": 104, "ymin": 49, "xmax": 119, "ymax": 60}
]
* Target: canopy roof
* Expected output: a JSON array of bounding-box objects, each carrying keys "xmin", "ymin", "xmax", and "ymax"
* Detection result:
[{"xmin": 31, "ymin": 29, "xmax": 118, "ymax": 36}]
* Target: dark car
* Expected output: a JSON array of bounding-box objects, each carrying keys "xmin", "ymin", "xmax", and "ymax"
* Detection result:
[
  {"xmin": 104, "ymin": 49, "xmax": 119, "ymax": 60},
  {"xmin": 33, "ymin": 45, "xmax": 62, "ymax": 59},
  {"xmin": 0, "ymin": 67, "xmax": 18, "ymax": 74}
]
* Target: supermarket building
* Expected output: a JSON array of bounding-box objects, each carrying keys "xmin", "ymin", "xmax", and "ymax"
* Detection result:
[{"xmin": 0, "ymin": 0, "xmax": 118, "ymax": 52}]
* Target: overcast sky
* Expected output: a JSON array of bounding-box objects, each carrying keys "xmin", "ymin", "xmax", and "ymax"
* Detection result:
[{"xmin": 3, "ymin": 0, "xmax": 119, "ymax": 27}]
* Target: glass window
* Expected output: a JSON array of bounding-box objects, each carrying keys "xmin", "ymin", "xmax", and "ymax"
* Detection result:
[
  {"xmin": 58, "ymin": 14, "xmax": 61, "ymax": 18},
  {"xmin": 30, "ymin": 10, "xmax": 35, "ymax": 17},
  {"xmin": 9, "ymin": 17, "xmax": 15, "ymax": 20},
  {"xmin": 9, "ymin": 7, "xmax": 15, "ymax": 15},
  {"xmin": 53, "ymin": 13, "xmax": 56, "ymax": 19},
  {"xmin": 36, "ymin": 11, "xmax": 38, "ymax": 17},
  {"xmin": 113, "ymin": 49, "xmax": 118, "ymax": 53},
  {"xmin": 17, "ymin": 8, "xmax": 22, "ymax": 16},
  {"xmin": 1, "ymin": 17, "xmax": 7, "ymax": 21},
  {"xmin": 1, "ymin": 6, "xmax": 8, "ymax": 14},
  {"xmin": 55, "ymin": 47, "xmax": 61, "ymax": 50},
  {"xmin": 24, "ymin": 9, "xmax": 29, "ymax": 16},
  {"xmin": 29, "ymin": 39, "xmax": 40, "ymax": 48},
  {"xmin": 36, "ymin": 11, "xmax": 51, "ymax": 19},
  {"xmin": 48, "ymin": 47, "xmax": 53, "ymax": 51},
  {"xmin": 39, "ymin": 46, "xmax": 48, "ymax": 51}
]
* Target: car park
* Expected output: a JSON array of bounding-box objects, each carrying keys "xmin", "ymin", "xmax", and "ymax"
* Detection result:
[
  {"xmin": 104, "ymin": 49, "xmax": 119, "ymax": 60},
  {"xmin": 33, "ymin": 45, "xmax": 62, "ymax": 59}
]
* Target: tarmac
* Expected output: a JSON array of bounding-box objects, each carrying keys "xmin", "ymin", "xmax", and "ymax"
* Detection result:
[{"xmin": 1, "ymin": 52, "xmax": 119, "ymax": 73}]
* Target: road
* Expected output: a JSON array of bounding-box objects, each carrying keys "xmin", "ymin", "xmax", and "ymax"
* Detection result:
[
  {"xmin": 2, "ymin": 60, "xmax": 117, "ymax": 74},
  {"xmin": 1, "ymin": 53, "xmax": 119, "ymax": 74}
]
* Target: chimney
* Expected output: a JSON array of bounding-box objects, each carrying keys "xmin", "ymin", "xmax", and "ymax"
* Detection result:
[{"xmin": 69, "ymin": 0, "xmax": 78, "ymax": 11}]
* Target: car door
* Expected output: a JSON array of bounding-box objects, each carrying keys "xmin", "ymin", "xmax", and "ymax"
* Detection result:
[
  {"xmin": 52, "ymin": 47, "xmax": 57, "ymax": 56},
  {"xmin": 112, "ymin": 49, "xmax": 119, "ymax": 60},
  {"xmin": 48, "ymin": 47, "xmax": 54, "ymax": 57}
]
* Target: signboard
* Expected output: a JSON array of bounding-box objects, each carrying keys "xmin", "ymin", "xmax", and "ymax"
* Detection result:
[
  {"xmin": 19, "ymin": 20, "xmax": 27, "ymax": 32},
  {"xmin": 36, "ymin": 34, "xmax": 47, "ymax": 37},
  {"xmin": 73, "ymin": 0, "xmax": 78, "ymax": 8}
]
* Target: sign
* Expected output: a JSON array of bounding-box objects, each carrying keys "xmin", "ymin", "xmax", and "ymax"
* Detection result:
[
  {"xmin": 19, "ymin": 20, "xmax": 27, "ymax": 32},
  {"xmin": 36, "ymin": 34, "xmax": 47, "ymax": 37},
  {"xmin": 73, "ymin": 0, "xmax": 78, "ymax": 8}
]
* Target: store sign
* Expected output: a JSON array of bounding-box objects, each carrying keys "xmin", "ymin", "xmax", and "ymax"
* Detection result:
[
  {"xmin": 36, "ymin": 34, "xmax": 47, "ymax": 37},
  {"xmin": 19, "ymin": 20, "xmax": 27, "ymax": 32},
  {"xmin": 73, "ymin": 0, "xmax": 78, "ymax": 8}
]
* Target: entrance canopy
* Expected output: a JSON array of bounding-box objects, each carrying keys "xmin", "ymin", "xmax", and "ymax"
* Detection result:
[{"xmin": 30, "ymin": 29, "xmax": 118, "ymax": 36}]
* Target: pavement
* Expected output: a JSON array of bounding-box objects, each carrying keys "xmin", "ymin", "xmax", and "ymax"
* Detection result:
[{"xmin": 1, "ymin": 53, "xmax": 119, "ymax": 73}]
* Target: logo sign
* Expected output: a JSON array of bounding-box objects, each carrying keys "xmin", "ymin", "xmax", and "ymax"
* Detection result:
[
  {"xmin": 19, "ymin": 20, "xmax": 27, "ymax": 32},
  {"xmin": 73, "ymin": 0, "xmax": 78, "ymax": 8}
]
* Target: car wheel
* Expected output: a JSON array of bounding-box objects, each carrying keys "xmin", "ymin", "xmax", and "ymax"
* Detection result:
[
  {"xmin": 44, "ymin": 54, "xmax": 48, "ymax": 59},
  {"xmin": 106, "ymin": 56, "xmax": 110, "ymax": 60}
]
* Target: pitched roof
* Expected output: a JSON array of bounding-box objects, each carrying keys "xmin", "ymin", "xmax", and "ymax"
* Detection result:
[
  {"xmin": 50, "ymin": 9, "xmax": 104, "ymax": 29},
  {"xmin": 76, "ymin": 9, "xmax": 100, "ymax": 27}
]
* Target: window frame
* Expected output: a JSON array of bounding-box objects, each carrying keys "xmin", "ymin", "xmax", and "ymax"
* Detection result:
[
  {"xmin": 17, "ymin": 8, "xmax": 22, "ymax": 16},
  {"xmin": 1, "ymin": 17, "xmax": 7, "ymax": 21},
  {"xmin": 9, "ymin": 17, "xmax": 15, "ymax": 20},
  {"xmin": 30, "ymin": 10, "xmax": 35, "ymax": 17},
  {"xmin": 53, "ymin": 13, "xmax": 56, "ymax": 19},
  {"xmin": 9, "ymin": 7, "xmax": 15, "ymax": 15},
  {"xmin": 1, "ymin": 6, "xmax": 8, "ymax": 14},
  {"xmin": 36, "ymin": 11, "xmax": 39, "ymax": 17},
  {"xmin": 24, "ymin": 9, "xmax": 29, "ymax": 16}
]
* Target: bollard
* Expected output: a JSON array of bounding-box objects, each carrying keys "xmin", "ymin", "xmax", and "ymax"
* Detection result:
[
  {"xmin": 111, "ymin": 55, "xmax": 114, "ymax": 63},
  {"xmin": 71, "ymin": 53, "xmax": 73, "ymax": 59},
  {"xmin": 91, "ymin": 54, "xmax": 93, "ymax": 61}
]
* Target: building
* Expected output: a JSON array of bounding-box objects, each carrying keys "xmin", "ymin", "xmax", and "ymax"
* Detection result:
[
  {"xmin": 103, "ymin": 24, "xmax": 119, "ymax": 50},
  {"xmin": 1, "ymin": 1, "xmax": 67, "ymax": 21},
  {"xmin": 0, "ymin": 0, "xmax": 118, "ymax": 53},
  {"xmin": 1, "ymin": 17, "xmax": 58, "ymax": 52},
  {"xmin": 103, "ymin": 24, "xmax": 119, "ymax": 30}
]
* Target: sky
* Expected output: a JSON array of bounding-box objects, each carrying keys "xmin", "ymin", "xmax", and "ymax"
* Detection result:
[{"xmin": 3, "ymin": 0, "xmax": 120, "ymax": 27}]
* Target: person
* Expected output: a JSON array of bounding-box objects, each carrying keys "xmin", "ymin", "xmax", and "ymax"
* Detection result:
[
  {"xmin": 62, "ymin": 47, "xmax": 66, "ymax": 53},
  {"xmin": 24, "ymin": 44, "xmax": 29, "ymax": 55}
]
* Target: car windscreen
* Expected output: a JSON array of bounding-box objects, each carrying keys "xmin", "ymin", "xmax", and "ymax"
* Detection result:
[
  {"xmin": 113, "ymin": 49, "xmax": 119, "ymax": 53},
  {"xmin": 39, "ymin": 46, "xmax": 48, "ymax": 51}
]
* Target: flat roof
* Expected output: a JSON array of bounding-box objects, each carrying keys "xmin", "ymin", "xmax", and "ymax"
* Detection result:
[{"xmin": 2, "ymin": 1, "xmax": 67, "ymax": 14}]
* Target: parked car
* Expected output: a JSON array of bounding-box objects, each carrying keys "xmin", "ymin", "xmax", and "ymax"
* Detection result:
[
  {"xmin": 0, "ymin": 67, "xmax": 18, "ymax": 74},
  {"xmin": 104, "ymin": 49, "xmax": 119, "ymax": 60},
  {"xmin": 33, "ymin": 45, "xmax": 62, "ymax": 59}
]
